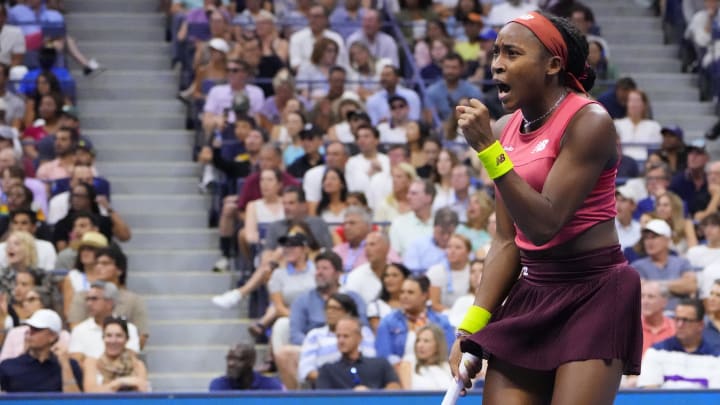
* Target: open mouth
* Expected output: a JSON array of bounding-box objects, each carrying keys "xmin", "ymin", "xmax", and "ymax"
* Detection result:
[{"xmin": 495, "ymin": 80, "xmax": 511, "ymax": 101}]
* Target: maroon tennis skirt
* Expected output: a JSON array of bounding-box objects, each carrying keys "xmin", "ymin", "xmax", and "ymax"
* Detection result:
[{"xmin": 464, "ymin": 244, "xmax": 642, "ymax": 375}]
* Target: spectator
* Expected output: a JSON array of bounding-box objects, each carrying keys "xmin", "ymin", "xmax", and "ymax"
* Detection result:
[
  {"xmin": 421, "ymin": 37, "xmax": 454, "ymax": 84},
  {"xmin": 60, "ymin": 230, "xmax": 107, "ymax": 318},
  {"xmin": 308, "ymin": 66, "xmax": 361, "ymax": 134},
  {"xmin": 258, "ymin": 70, "xmax": 303, "ymax": 130},
  {"xmin": 658, "ymin": 125, "xmax": 688, "ymax": 175},
  {"xmin": 426, "ymin": 234, "xmax": 472, "ymax": 311},
  {"xmin": 296, "ymin": 38, "xmax": 343, "ymax": 102},
  {"xmin": 406, "ymin": 121, "xmax": 430, "ymax": 169},
  {"xmin": 430, "ymin": 149, "xmax": 460, "ymax": 208},
  {"xmin": 316, "ymin": 317, "xmax": 401, "ymax": 389},
  {"xmin": 425, "ymin": 53, "xmax": 483, "ymax": 121},
  {"xmin": 313, "ymin": 168, "xmax": 349, "ymax": 224},
  {"xmin": 344, "ymin": 231, "xmax": 397, "ymax": 305},
  {"xmin": 684, "ymin": 0, "xmax": 717, "ymax": 58},
  {"xmin": 1, "ymin": 267, "xmax": 45, "ymax": 331},
  {"xmin": 695, "ymin": 216, "xmax": 720, "ymax": 300},
  {"xmin": 22, "ymin": 92, "xmax": 64, "ymax": 169},
  {"xmin": 274, "ymin": 250, "xmax": 365, "ymax": 389},
  {"xmin": 586, "ymin": 36, "xmax": 617, "ymax": 96},
  {"xmin": 264, "ymin": 186, "xmax": 334, "ymax": 252},
  {"xmin": 46, "ymin": 164, "xmax": 95, "ymax": 225},
  {"xmin": 596, "ymin": 76, "xmax": 637, "ymax": 119},
  {"xmin": 437, "ymin": 164, "xmax": 475, "ymax": 221},
  {"xmin": 199, "ymin": 117, "xmax": 263, "ymax": 178},
  {"xmin": 448, "ymin": 258, "xmax": 484, "ymax": 327},
  {"xmin": 0, "ymin": 6, "xmax": 25, "ymax": 66},
  {"xmin": 453, "ymin": 13, "xmax": 484, "ymax": 64},
  {"xmin": 389, "ymin": 179, "xmax": 435, "ymax": 256},
  {"xmin": 694, "ymin": 160, "xmax": 720, "ymax": 222},
  {"xmin": 255, "ymin": 10, "xmax": 289, "ymax": 67},
  {"xmin": 329, "ymin": 0, "xmax": 366, "ymax": 40},
  {"xmin": 456, "ymin": 190, "xmax": 494, "ymax": 253},
  {"xmin": 289, "ymin": 4, "xmax": 348, "ymax": 71},
  {"xmin": 364, "ymin": 144, "xmax": 412, "ymax": 211},
  {"xmin": 347, "ymin": 10, "xmax": 399, "ymax": 67},
  {"xmin": 615, "ymin": 186, "xmax": 641, "ymax": 250},
  {"xmin": 345, "ymin": 125, "xmax": 391, "ymax": 189},
  {"xmin": 0, "ymin": 160, "xmax": 47, "ymax": 215},
  {"xmin": 0, "ymin": 309, "xmax": 81, "ymax": 392},
  {"xmin": 0, "ymin": 210, "xmax": 55, "ymax": 271},
  {"xmin": 287, "ymin": 127, "xmax": 324, "ymax": 179},
  {"xmin": 614, "ymin": 89, "xmax": 662, "ymax": 161},
  {"xmin": 365, "ymin": 65, "xmax": 422, "ymax": 125},
  {"xmin": 237, "ymin": 168, "xmax": 286, "ymax": 258},
  {"xmin": 706, "ymin": 280, "xmax": 720, "ymax": 346},
  {"xmin": 403, "ymin": 207, "xmax": 459, "ymax": 273},
  {"xmin": 0, "ymin": 231, "xmax": 44, "ymax": 295},
  {"xmin": 653, "ymin": 191, "xmax": 699, "ymax": 254},
  {"xmin": 375, "ymin": 275, "xmax": 454, "ymax": 365},
  {"xmin": 485, "ymin": 0, "xmax": 538, "ymax": 27},
  {"xmin": 0, "ymin": 285, "xmax": 69, "ymax": 362},
  {"xmin": 187, "ymin": 37, "xmax": 228, "ymax": 102},
  {"xmin": 326, "ymin": 98, "xmax": 363, "ymax": 144},
  {"xmin": 54, "ymin": 211, "xmax": 102, "ymax": 271},
  {"xmin": 0, "ymin": 165, "xmax": 48, "ymax": 225},
  {"xmin": 333, "ymin": 207, "xmax": 372, "ymax": 273},
  {"xmin": 83, "ymin": 317, "xmax": 149, "ymax": 392},
  {"xmin": 209, "ymin": 343, "xmax": 283, "ymax": 391},
  {"xmin": 69, "ymin": 281, "xmax": 140, "ymax": 364},
  {"xmin": 374, "ymin": 163, "xmax": 418, "ymax": 223},
  {"xmin": 35, "ymin": 127, "xmax": 79, "ymax": 182},
  {"xmin": 347, "ymin": 42, "xmax": 392, "ymax": 100},
  {"xmin": 634, "ymin": 163, "xmax": 673, "ymax": 220},
  {"xmin": 367, "ymin": 263, "xmax": 411, "ymax": 332},
  {"xmin": 631, "ymin": 219, "xmax": 697, "ymax": 311},
  {"xmin": 298, "ymin": 293, "xmax": 375, "ymax": 387},
  {"xmin": 640, "ymin": 280, "xmax": 676, "ymax": 357},
  {"xmin": 68, "ymin": 247, "xmax": 149, "ymax": 348},
  {"xmin": 637, "ymin": 299, "xmax": 720, "ymax": 388},
  {"xmin": 396, "ymin": 0, "xmax": 438, "ymax": 44},
  {"xmin": 202, "ymin": 59, "xmax": 265, "ymax": 137},
  {"xmin": 670, "ymin": 139, "xmax": 710, "ymax": 217},
  {"xmin": 416, "ymin": 137, "xmax": 442, "ymax": 179},
  {"xmin": 0, "ymin": 63, "xmax": 24, "ymax": 129},
  {"xmin": 53, "ymin": 183, "xmax": 132, "ymax": 251},
  {"xmin": 396, "ymin": 324, "xmax": 453, "ymax": 390}
]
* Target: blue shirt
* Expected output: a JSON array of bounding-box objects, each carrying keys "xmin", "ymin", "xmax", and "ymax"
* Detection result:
[
  {"xmin": 374, "ymin": 309, "xmax": 455, "ymax": 364},
  {"xmin": 402, "ymin": 235, "xmax": 447, "ymax": 274},
  {"xmin": 9, "ymin": 4, "xmax": 64, "ymax": 36},
  {"xmin": 21, "ymin": 68, "xmax": 75, "ymax": 97},
  {"xmin": 366, "ymin": 86, "xmax": 422, "ymax": 125},
  {"xmin": 653, "ymin": 336, "xmax": 720, "ymax": 356},
  {"xmin": 670, "ymin": 170, "xmax": 710, "ymax": 216},
  {"xmin": 289, "ymin": 288, "xmax": 367, "ymax": 345},
  {"xmin": 631, "ymin": 255, "xmax": 695, "ymax": 310},
  {"xmin": 329, "ymin": 7, "xmax": 365, "ymax": 41},
  {"xmin": 597, "ymin": 87, "xmax": 625, "ymax": 119},
  {"xmin": 208, "ymin": 372, "xmax": 283, "ymax": 391},
  {"xmin": 0, "ymin": 353, "xmax": 82, "ymax": 392},
  {"xmin": 704, "ymin": 320, "xmax": 720, "ymax": 351},
  {"xmin": 425, "ymin": 80, "xmax": 483, "ymax": 121}
]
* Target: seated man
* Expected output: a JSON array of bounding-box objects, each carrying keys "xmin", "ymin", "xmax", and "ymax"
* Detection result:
[
  {"xmin": 53, "ymin": 212, "xmax": 102, "ymax": 270},
  {"xmin": 68, "ymin": 281, "xmax": 140, "ymax": 364},
  {"xmin": 0, "ymin": 309, "xmax": 81, "ymax": 392},
  {"xmin": 315, "ymin": 317, "xmax": 400, "ymax": 390},
  {"xmin": 209, "ymin": 343, "xmax": 283, "ymax": 391},
  {"xmin": 403, "ymin": 208, "xmax": 459, "ymax": 273},
  {"xmin": 640, "ymin": 280, "xmax": 676, "ymax": 356},
  {"xmin": 46, "ymin": 164, "xmax": 96, "ymax": 225},
  {"xmin": 637, "ymin": 299, "xmax": 720, "ymax": 388}
]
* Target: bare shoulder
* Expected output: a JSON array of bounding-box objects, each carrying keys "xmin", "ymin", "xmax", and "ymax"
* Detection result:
[
  {"xmin": 567, "ymin": 102, "xmax": 616, "ymax": 142},
  {"xmin": 491, "ymin": 114, "xmax": 513, "ymax": 140}
]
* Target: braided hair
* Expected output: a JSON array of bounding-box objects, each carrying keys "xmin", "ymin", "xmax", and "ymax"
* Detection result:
[{"xmin": 540, "ymin": 11, "xmax": 595, "ymax": 93}]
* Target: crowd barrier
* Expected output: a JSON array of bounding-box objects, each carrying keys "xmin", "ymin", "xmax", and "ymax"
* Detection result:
[{"xmin": 2, "ymin": 389, "xmax": 720, "ymax": 404}]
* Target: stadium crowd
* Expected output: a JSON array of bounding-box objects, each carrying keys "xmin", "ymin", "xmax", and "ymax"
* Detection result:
[{"xmin": 0, "ymin": 0, "xmax": 719, "ymax": 395}]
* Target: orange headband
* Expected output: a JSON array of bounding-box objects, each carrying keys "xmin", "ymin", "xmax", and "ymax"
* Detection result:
[{"xmin": 511, "ymin": 12, "xmax": 586, "ymax": 93}]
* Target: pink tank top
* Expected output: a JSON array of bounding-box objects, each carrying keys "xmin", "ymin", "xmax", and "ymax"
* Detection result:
[{"xmin": 499, "ymin": 92, "xmax": 617, "ymax": 251}]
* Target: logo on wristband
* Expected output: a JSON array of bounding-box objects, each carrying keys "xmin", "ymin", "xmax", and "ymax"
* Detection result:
[{"xmin": 496, "ymin": 154, "xmax": 506, "ymax": 166}]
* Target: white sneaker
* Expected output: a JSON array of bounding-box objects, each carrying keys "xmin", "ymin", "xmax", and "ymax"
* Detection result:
[
  {"xmin": 87, "ymin": 58, "xmax": 100, "ymax": 70},
  {"xmin": 212, "ymin": 289, "xmax": 242, "ymax": 309},
  {"xmin": 212, "ymin": 256, "xmax": 229, "ymax": 272}
]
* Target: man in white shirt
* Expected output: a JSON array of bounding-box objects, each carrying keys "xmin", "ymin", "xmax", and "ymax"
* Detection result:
[
  {"xmin": 389, "ymin": 179, "xmax": 435, "ymax": 255},
  {"xmin": 47, "ymin": 165, "xmax": 96, "ymax": 225},
  {"xmin": 344, "ymin": 125, "xmax": 390, "ymax": 192},
  {"xmin": 0, "ymin": 6, "xmax": 25, "ymax": 66},
  {"xmin": 68, "ymin": 281, "xmax": 140, "ymax": 364},
  {"xmin": 343, "ymin": 231, "xmax": 393, "ymax": 304},
  {"xmin": 692, "ymin": 213, "xmax": 720, "ymax": 299},
  {"xmin": 304, "ymin": 141, "xmax": 365, "ymax": 204},
  {"xmin": 0, "ymin": 209, "xmax": 56, "ymax": 270},
  {"xmin": 615, "ymin": 185, "xmax": 641, "ymax": 250},
  {"xmin": 685, "ymin": 0, "xmax": 717, "ymax": 52},
  {"xmin": 346, "ymin": 10, "xmax": 398, "ymax": 67},
  {"xmin": 288, "ymin": 4, "xmax": 348, "ymax": 71}
]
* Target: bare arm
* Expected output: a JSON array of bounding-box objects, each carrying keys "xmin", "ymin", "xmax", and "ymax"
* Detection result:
[
  {"xmin": 61, "ymin": 277, "xmax": 74, "ymax": 319},
  {"xmin": 428, "ymin": 286, "xmax": 445, "ymax": 312},
  {"xmin": 109, "ymin": 210, "xmax": 132, "ymax": 242},
  {"xmin": 666, "ymin": 271, "xmax": 697, "ymax": 296},
  {"xmin": 683, "ymin": 219, "xmax": 698, "ymax": 249},
  {"xmin": 244, "ymin": 201, "xmax": 260, "ymax": 244},
  {"xmin": 270, "ymin": 291, "xmax": 290, "ymax": 318}
]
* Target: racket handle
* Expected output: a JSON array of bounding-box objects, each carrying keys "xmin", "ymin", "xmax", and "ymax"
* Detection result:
[{"xmin": 441, "ymin": 353, "xmax": 479, "ymax": 405}]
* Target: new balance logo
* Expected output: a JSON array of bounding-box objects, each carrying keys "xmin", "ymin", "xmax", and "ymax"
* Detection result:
[
  {"xmin": 496, "ymin": 153, "xmax": 506, "ymax": 166},
  {"xmin": 531, "ymin": 139, "xmax": 549, "ymax": 154}
]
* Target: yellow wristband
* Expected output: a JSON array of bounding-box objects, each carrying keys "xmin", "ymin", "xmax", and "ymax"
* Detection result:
[
  {"xmin": 457, "ymin": 305, "xmax": 492, "ymax": 334},
  {"xmin": 477, "ymin": 141, "xmax": 513, "ymax": 180}
]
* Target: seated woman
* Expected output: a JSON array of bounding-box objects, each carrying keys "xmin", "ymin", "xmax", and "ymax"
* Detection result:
[
  {"xmin": 414, "ymin": 19, "xmax": 451, "ymax": 70},
  {"xmin": 374, "ymin": 163, "xmax": 418, "ymax": 223},
  {"xmin": 421, "ymin": 37, "xmax": 453, "ymax": 84},
  {"xmin": 326, "ymin": 99, "xmax": 364, "ymax": 144},
  {"xmin": 296, "ymin": 38, "xmax": 343, "ymax": 102},
  {"xmin": 22, "ymin": 92, "xmax": 64, "ymax": 171},
  {"xmin": 426, "ymin": 234, "xmax": 473, "ymax": 312},
  {"xmin": 614, "ymin": 89, "xmax": 662, "ymax": 161},
  {"xmin": 189, "ymin": 37, "xmax": 229, "ymax": 102},
  {"xmin": 447, "ymin": 258, "xmax": 484, "ymax": 327},
  {"xmin": 456, "ymin": 190, "xmax": 494, "ymax": 252},
  {"xmin": 347, "ymin": 42, "xmax": 391, "ymax": 101},
  {"xmin": 61, "ymin": 231, "xmax": 108, "ymax": 319},
  {"xmin": 0, "ymin": 285, "xmax": 70, "ymax": 361},
  {"xmin": 312, "ymin": 168, "xmax": 348, "ymax": 225},
  {"xmin": 238, "ymin": 168, "xmax": 285, "ymax": 260},
  {"xmin": 83, "ymin": 317, "xmax": 150, "ymax": 392},
  {"xmin": 653, "ymin": 191, "xmax": 698, "ymax": 254},
  {"xmin": 374, "ymin": 275, "xmax": 454, "ymax": 365},
  {"xmin": 367, "ymin": 263, "xmax": 411, "ymax": 333},
  {"xmin": 396, "ymin": 324, "xmax": 453, "ymax": 390},
  {"xmin": 586, "ymin": 36, "xmax": 617, "ymax": 97}
]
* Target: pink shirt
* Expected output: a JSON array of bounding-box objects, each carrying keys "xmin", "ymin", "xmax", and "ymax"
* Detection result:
[
  {"xmin": 333, "ymin": 241, "xmax": 401, "ymax": 272},
  {"xmin": 0, "ymin": 326, "xmax": 71, "ymax": 362},
  {"xmin": 35, "ymin": 159, "xmax": 97, "ymax": 181},
  {"xmin": 641, "ymin": 316, "xmax": 676, "ymax": 356},
  {"xmin": 499, "ymin": 93, "xmax": 618, "ymax": 251}
]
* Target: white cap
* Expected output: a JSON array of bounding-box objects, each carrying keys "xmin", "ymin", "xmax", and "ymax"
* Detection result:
[
  {"xmin": 8, "ymin": 65, "xmax": 28, "ymax": 82},
  {"xmin": 642, "ymin": 219, "xmax": 672, "ymax": 238},
  {"xmin": 615, "ymin": 185, "xmax": 636, "ymax": 203},
  {"xmin": 208, "ymin": 38, "xmax": 229, "ymax": 54},
  {"xmin": 24, "ymin": 309, "xmax": 62, "ymax": 334}
]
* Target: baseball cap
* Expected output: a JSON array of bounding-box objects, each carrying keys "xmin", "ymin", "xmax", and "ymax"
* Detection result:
[
  {"xmin": 615, "ymin": 185, "xmax": 636, "ymax": 203},
  {"xmin": 642, "ymin": 219, "xmax": 672, "ymax": 238},
  {"xmin": 24, "ymin": 309, "xmax": 62, "ymax": 334},
  {"xmin": 79, "ymin": 231, "xmax": 109, "ymax": 249},
  {"xmin": 660, "ymin": 125, "xmax": 683, "ymax": 140},
  {"xmin": 0, "ymin": 125, "xmax": 14, "ymax": 140},
  {"xmin": 208, "ymin": 38, "xmax": 230, "ymax": 54},
  {"xmin": 277, "ymin": 233, "xmax": 309, "ymax": 247},
  {"xmin": 686, "ymin": 138, "xmax": 706, "ymax": 153},
  {"xmin": 77, "ymin": 138, "xmax": 95, "ymax": 155},
  {"xmin": 478, "ymin": 27, "xmax": 498, "ymax": 41}
]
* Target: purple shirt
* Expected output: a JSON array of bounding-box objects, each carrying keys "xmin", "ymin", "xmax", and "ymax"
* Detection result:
[{"xmin": 204, "ymin": 84, "xmax": 265, "ymax": 122}]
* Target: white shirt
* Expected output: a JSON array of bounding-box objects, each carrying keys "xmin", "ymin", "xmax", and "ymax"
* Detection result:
[
  {"xmin": 47, "ymin": 191, "xmax": 69, "ymax": 225},
  {"xmin": 377, "ymin": 122, "xmax": 407, "ymax": 144},
  {"xmin": 486, "ymin": 1, "xmax": 539, "ymax": 27},
  {"xmin": 303, "ymin": 164, "xmax": 366, "ymax": 203},
  {"xmin": 343, "ymin": 263, "xmax": 382, "ymax": 305},
  {"xmin": 684, "ymin": 10, "xmax": 714, "ymax": 48},
  {"xmin": 68, "ymin": 317, "xmax": 140, "ymax": 359},
  {"xmin": 0, "ymin": 25, "xmax": 25, "ymax": 65},
  {"xmin": 615, "ymin": 218, "xmax": 641, "ymax": 250},
  {"xmin": 637, "ymin": 347, "xmax": 720, "ymax": 388},
  {"xmin": 699, "ymin": 261, "xmax": 720, "ymax": 299},
  {"xmin": 288, "ymin": 27, "xmax": 349, "ymax": 70},
  {"xmin": 389, "ymin": 212, "xmax": 433, "ymax": 256},
  {"xmin": 346, "ymin": 30, "xmax": 399, "ymax": 67},
  {"xmin": 614, "ymin": 118, "xmax": 662, "ymax": 161},
  {"xmin": 410, "ymin": 363, "xmax": 453, "ymax": 391},
  {"xmin": 345, "ymin": 153, "xmax": 390, "ymax": 195},
  {"xmin": 0, "ymin": 240, "xmax": 57, "ymax": 271},
  {"xmin": 426, "ymin": 262, "xmax": 470, "ymax": 308},
  {"xmin": 365, "ymin": 172, "xmax": 393, "ymax": 211},
  {"xmin": 203, "ymin": 83, "xmax": 265, "ymax": 121}
]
